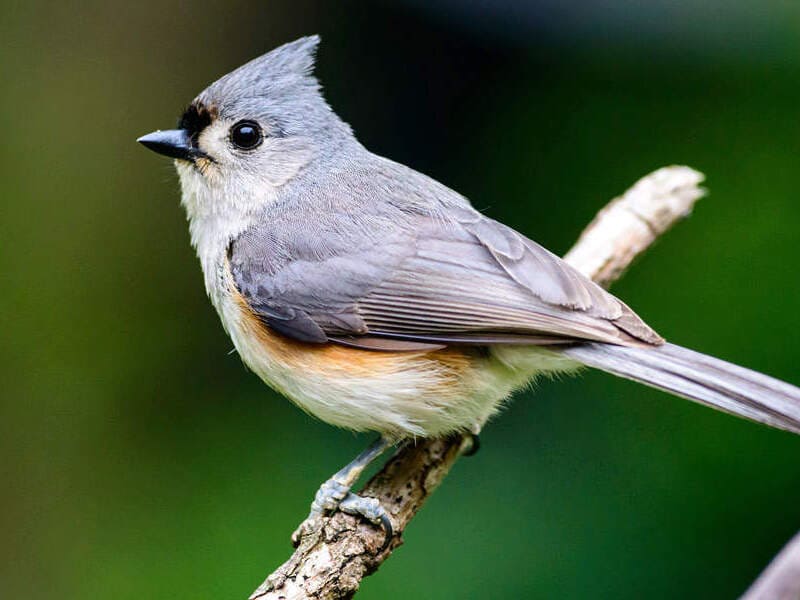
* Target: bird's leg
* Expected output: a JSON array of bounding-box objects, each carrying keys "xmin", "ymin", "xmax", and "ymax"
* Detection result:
[
  {"xmin": 460, "ymin": 423, "xmax": 483, "ymax": 456},
  {"xmin": 292, "ymin": 436, "xmax": 395, "ymax": 548},
  {"xmin": 460, "ymin": 432, "xmax": 481, "ymax": 456}
]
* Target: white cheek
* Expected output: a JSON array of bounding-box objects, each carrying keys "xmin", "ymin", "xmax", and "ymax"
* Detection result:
[
  {"xmin": 174, "ymin": 126, "xmax": 316, "ymax": 317},
  {"xmin": 175, "ymin": 161, "xmax": 207, "ymax": 217},
  {"xmin": 199, "ymin": 125, "xmax": 231, "ymax": 162}
]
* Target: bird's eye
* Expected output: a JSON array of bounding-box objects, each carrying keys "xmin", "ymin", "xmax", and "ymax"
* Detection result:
[{"xmin": 230, "ymin": 121, "xmax": 263, "ymax": 150}]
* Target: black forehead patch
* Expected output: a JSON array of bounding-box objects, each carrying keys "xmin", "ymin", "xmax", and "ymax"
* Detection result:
[{"xmin": 178, "ymin": 102, "xmax": 215, "ymax": 139}]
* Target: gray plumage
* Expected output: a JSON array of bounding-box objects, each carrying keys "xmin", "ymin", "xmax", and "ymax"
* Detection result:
[
  {"xmin": 145, "ymin": 35, "xmax": 800, "ymax": 438},
  {"xmin": 564, "ymin": 343, "xmax": 800, "ymax": 434},
  {"xmin": 196, "ymin": 36, "xmax": 346, "ymax": 139},
  {"xmin": 228, "ymin": 159, "xmax": 661, "ymax": 349}
]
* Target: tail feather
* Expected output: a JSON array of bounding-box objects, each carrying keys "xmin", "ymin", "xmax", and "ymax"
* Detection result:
[{"xmin": 563, "ymin": 342, "xmax": 800, "ymax": 434}]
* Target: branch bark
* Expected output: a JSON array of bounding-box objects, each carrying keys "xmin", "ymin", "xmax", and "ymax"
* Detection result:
[{"xmin": 250, "ymin": 166, "xmax": 706, "ymax": 600}]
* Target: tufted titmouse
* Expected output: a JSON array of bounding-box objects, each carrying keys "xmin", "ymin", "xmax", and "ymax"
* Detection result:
[{"xmin": 138, "ymin": 36, "xmax": 800, "ymax": 538}]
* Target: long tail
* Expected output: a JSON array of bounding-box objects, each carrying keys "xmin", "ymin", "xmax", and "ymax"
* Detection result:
[{"xmin": 562, "ymin": 342, "xmax": 800, "ymax": 434}]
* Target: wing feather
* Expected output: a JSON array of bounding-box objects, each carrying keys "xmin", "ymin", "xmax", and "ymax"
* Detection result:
[{"xmin": 228, "ymin": 170, "xmax": 662, "ymax": 350}]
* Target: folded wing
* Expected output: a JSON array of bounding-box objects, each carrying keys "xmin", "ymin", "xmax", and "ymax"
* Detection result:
[{"xmin": 229, "ymin": 196, "xmax": 662, "ymax": 351}]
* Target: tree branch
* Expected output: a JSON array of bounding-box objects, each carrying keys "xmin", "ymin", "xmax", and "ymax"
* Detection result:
[
  {"xmin": 250, "ymin": 166, "xmax": 706, "ymax": 600},
  {"xmin": 741, "ymin": 532, "xmax": 800, "ymax": 600}
]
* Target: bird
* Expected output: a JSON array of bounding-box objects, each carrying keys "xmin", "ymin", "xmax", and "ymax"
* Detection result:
[{"xmin": 138, "ymin": 35, "xmax": 800, "ymax": 542}]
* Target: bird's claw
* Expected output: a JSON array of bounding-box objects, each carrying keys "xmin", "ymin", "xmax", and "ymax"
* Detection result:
[
  {"xmin": 339, "ymin": 492, "xmax": 393, "ymax": 550},
  {"xmin": 310, "ymin": 478, "xmax": 350, "ymax": 513},
  {"xmin": 292, "ymin": 478, "xmax": 393, "ymax": 551}
]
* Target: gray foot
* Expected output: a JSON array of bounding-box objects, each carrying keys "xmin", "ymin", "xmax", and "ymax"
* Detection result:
[
  {"xmin": 310, "ymin": 477, "xmax": 350, "ymax": 513},
  {"xmin": 340, "ymin": 492, "xmax": 393, "ymax": 544},
  {"xmin": 291, "ymin": 478, "xmax": 393, "ymax": 550},
  {"xmin": 291, "ymin": 437, "xmax": 395, "ymax": 549}
]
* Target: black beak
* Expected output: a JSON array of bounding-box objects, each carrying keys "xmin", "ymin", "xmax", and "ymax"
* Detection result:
[{"xmin": 137, "ymin": 129, "xmax": 201, "ymax": 161}]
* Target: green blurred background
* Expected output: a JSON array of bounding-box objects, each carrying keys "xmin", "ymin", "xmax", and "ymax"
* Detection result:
[{"xmin": 3, "ymin": 1, "xmax": 800, "ymax": 597}]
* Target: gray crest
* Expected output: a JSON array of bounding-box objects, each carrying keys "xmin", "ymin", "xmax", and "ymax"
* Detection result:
[{"xmin": 195, "ymin": 35, "xmax": 337, "ymax": 135}]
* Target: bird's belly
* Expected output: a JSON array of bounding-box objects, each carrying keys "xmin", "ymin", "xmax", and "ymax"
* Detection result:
[{"xmin": 214, "ymin": 282, "xmax": 517, "ymax": 437}]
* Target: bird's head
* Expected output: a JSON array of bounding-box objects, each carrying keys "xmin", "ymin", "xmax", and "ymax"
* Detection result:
[{"xmin": 138, "ymin": 35, "xmax": 349, "ymax": 219}]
